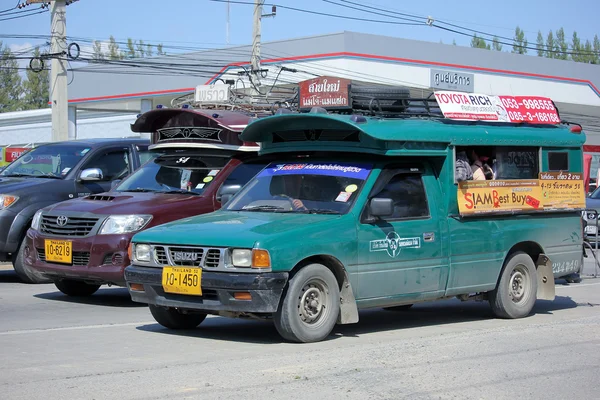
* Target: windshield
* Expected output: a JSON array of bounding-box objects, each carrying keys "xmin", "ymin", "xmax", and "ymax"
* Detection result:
[
  {"xmin": 116, "ymin": 154, "xmax": 229, "ymax": 195},
  {"xmin": 0, "ymin": 145, "xmax": 90, "ymax": 179},
  {"xmin": 590, "ymin": 187, "xmax": 600, "ymax": 199},
  {"xmin": 225, "ymin": 161, "xmax": 372, "ymax": 214}
]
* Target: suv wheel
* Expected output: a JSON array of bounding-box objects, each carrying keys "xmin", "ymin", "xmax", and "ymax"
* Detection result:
[
  {"xmin": 149, "ymin": 305, "xmax": 207, "ymax": 329},
  {"xmin": 489, "ymin": 252, "xmax": 538, "ymax": 319},
  {"xmin": 55, "ymin": 279, "xmax": 101, "ymax": 297},
  {"xmin": 274, "ymin": 263, "xmax": 340, "ymax": 343},
  {"xmin": 12, "ymin": 238, "xmax": 51, "ymax": 284}
]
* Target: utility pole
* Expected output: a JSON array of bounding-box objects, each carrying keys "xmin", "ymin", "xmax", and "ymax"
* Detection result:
[
  {"xmin": 226, "ymin": 0, "xmax": 230, "ymax": 45},
  {"xmin": 250, "ymin": 1, "xmax": 276, "ymax": 94},
  {"xmin": 50, "ymin": 0, "xmax": 69, "ymax": 142}
]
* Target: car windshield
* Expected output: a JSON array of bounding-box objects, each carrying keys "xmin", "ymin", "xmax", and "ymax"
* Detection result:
[
  {"xmin": 590, "ymin": 187, "xmax": 600, "ymax": 199},
  {"xmin": 225, "ymin": 161, "xmax": 372, "ymax": 214},
  {"xmin": 115, "ymin": 154, "xmax": 229, "ymax": 195},
  {"xmin": 0, "ymin": 145, "xmax": 91, "ymax": 179}
]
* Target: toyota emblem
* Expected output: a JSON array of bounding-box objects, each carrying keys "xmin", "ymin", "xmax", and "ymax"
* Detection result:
[{"xmin": 56, "ymin": 216, "xmax": 68, "ymax": 226}]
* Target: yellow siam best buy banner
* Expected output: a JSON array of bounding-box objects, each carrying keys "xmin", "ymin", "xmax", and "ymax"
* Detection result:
[{"xmin": 458, "ymin": 172, "xmax": 585, "ymax": 215}]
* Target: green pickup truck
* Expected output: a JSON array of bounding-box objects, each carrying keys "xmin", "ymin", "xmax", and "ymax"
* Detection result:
[{"xmin": 124, "ymin": 91, "xmax": 585, "ymax": 343}]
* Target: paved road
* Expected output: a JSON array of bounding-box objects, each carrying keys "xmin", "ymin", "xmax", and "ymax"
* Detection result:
[{"xmin": 1, "ymin": 259, "xmax": 599, "ymax": 400}]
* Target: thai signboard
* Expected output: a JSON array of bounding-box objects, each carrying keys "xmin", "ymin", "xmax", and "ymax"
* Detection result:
[
  {"xmin": 430, "ymin": 69, "xmax": 474, "ymax": 92},
  {"xmin": 457, "ymin": 172, "xmax": 585, "ymax": 216},
  {"xmin": 298, "ymin": 76, "xmax": 351, "ymax": 111},
  {"xmin": 434, "ymin": 91, "xmax": 560, "ymax": 124}
]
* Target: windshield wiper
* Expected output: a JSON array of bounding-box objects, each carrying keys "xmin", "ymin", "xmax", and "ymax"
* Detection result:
[
  {"xmin": 241, "ymin": 205, "xmax": 288, "ymax": 212},
  {"xmin": 2, "ymin": 173, "xmax": 61, "ymax": 179},
  {"xmin": 161, "ymin": 190, "xmax": 200, "ymax": 195},
  {"xmin": 299, "ymin": 209, "xmax": 341, "ymax": 215},
  {"xmin": 121, "ymin": 188, "xmax": 159, "ymax": 193}
]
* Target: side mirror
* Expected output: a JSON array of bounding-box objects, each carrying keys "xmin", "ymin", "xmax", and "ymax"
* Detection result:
[
  {"xmin": 110, "ymin": 179, "xmax": 122, "ymax": 190},
  {"xmin": 369, "ymin": 197, "xmax": 394, "ymax": 217},
  {"xmin": 79, "ymin": 168, "xmax": 104, "ymax": 182},
  {"xmin": 217, "ymin": 184, "xmax": 242, "ymax": 205}
]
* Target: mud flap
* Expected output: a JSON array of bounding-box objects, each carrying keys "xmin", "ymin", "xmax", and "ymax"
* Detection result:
[
  {"xmin": 536, "ymin": 254, "xmax": 555, "ymax": 301},
  {"xmin": 337, "ymin": 273, "xmax": 359, "ymax": 324}
]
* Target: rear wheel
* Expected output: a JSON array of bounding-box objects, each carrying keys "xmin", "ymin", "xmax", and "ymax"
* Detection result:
[
  {"xmin": 274, "ymin": 264, "xmax": 340, "ymax": 343},
  {"xmin": 12, "ymin": 238, "xmax": 51, "ymax": 284},
  {"xmin": 55, "ymin": 279, "xmax": 101, "ymax": 297},
  {"xmin": 489, "ymin": 252, "xmax": 537, "ymax": 319},
  {"xmin": 149, "ymin": 305, "xmax": 207, "ymax": 330}
]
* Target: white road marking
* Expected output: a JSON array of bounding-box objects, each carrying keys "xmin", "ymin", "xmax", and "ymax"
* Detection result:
[{"xmin": 0, "ymin": 321, "xmax": 154, "ymax": 336}]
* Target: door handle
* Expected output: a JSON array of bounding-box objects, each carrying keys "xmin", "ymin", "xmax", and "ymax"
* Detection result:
[{"xmin": 423, "ymin": 232, "xmax": 435, "ymax": 242}]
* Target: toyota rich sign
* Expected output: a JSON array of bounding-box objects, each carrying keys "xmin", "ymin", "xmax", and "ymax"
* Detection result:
[{"xmin": 430, "ymin": 69, "xmax": 474, "ymax": 92}]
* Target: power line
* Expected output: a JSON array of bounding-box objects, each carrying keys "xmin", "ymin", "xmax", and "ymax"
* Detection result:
[
  {"xmin": 0, "ymin": 8, "xmax": 47, "ymax": 22},
  {"xmin": 0, "ymin": 0, "xmax": 20, "ymax": 14}
]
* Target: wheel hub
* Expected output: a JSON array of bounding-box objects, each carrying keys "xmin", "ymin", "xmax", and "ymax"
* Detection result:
[
  {"xmin": 299, "ymin": 285, "xmax": 326, "ymax": 324},
  {"xmin": 509, "ymin": 267, "xmax": 529, "ymax": 304}
]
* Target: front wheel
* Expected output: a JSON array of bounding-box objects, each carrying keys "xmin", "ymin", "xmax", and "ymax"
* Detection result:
[
  {"xmin": 149, "ymin": 305, "xmax": 207, "ymax": 330},
  {"xmin": 274, "ymin": 264, "xmax": 340, "ymax": 343},
  {"xmin": 55, "ymin": 279, "xmax": 101, "ymax": 297},
  {"xmin": 489, "ymin": 252, "xmax": 538, "ymax": 319},
  {"xmin": 12, "ymin": 238, "xmax": 51, "ymax": 284}
]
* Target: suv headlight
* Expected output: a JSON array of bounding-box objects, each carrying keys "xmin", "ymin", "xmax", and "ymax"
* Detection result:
[
  {"xmin": 31, "ymin": 209, "xmax": 43, "ymax": 231},
  {"xmin": 99, "ymin": 215, "xmax": 152, "ymax": 235},
  {"xmin": 231, "ymin": 248, "xmax": 271, "ymax": 270},
  {"xmin": 0, "ymin": 195, "xmax": 18, "ymax": 209},
  {"xmin": 133, "ymin": 244, "xmax": 151, "ymax": 263}
]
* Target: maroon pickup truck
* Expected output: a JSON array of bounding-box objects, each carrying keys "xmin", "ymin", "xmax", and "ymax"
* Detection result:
[{"xmin": 21, "ymin": 107, "xmax": 266, "ymax": 296}]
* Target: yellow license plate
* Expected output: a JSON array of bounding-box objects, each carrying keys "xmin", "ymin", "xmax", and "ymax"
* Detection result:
[
  {"xmin": 44, "ymin": 239, "xmax": 72, "ymax": 264},
  {"xmin": 162, "ymin": 267, "xmax": 202, "ymax": 296}
]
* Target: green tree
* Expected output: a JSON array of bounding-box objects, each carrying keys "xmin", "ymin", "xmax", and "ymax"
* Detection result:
[
  {"xmin": 146, "ymin": 44, "xmax": 153, "ymax": 57},
  {"xmin": 492, "ymin": 36, "xmax": 502, "ymax": 51},
  {"xmin": 452, "ymin": 39, "xmax": 457, "ymax": 46},
  {"xmin": 555, "ymin": 28, "xmax": 568, "ymax": 60},
  {"xmin": 512, "ymin": 26, "xmax": 528, "ymax": 54},
  {"xmin": 108, "ymin": 35, "xmax": 122, "ymax": 60},
  {"xmin": 0, "ymin": 41, "xmax": 23, "ymax": 112},
  {"xmin": 92, "ymin": 40, "xmax": 104, "ymax": 61},
  {"xmin": 126, "ymin": 38, "xmax": 136, "ymax": 58},
  {"xmin": 136, "ymin": 40, "xmax": 146, "ymax": 58},
  {"xmin": 594, "ymin": 35, "xmax": 600, "ymax": 64},
  {"xmin": 470, "ymin": 34, "xmax": 490, "ymax": 50},
  {"xmin": 156, "ymin": 43, "xmax": 165, "ymax": 55},
  {"xmin": 545, "ymin": 30, "xmax": 555, "ymax": 58},
  {"xmin": 571, "ymin": 31, "xmax": 582, "ymax": 62},
  {"xmin": 536, "ymin": 31, "xmax": 544, "ymax": 56},
  {"xmin": 22, "ymin": 47, "xmax": 49, "ymax": 110}
]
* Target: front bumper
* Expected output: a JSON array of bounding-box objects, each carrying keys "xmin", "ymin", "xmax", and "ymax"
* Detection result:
[
  {"xmin": 125, "ymin": 265, "xmax": 288, "ymax": 314},
  {"xmin": 24, "ymin": 229, "xmax": 134, "ymax": 285}
]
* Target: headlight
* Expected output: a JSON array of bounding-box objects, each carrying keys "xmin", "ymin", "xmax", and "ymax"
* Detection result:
[
  {"xmin": 31, "ymin": 209, "xmax": 43, "ymax": 231},
  {"xmin": 98, "ymin": 215, "xmax": 152, "ymax": 235},
  {"xmin": 0, "ymin": 195, "xmax": 18, "ymax": 209},
  {"xmin": 231, "ymin": 248, "xmax": 271, "ymax": 270},
  {"xmin": 134, "ymin": 244, "xmax": 151, "ymax": 263},
  {"xmin": 232, "ymin": 249, "xmax": 252, "ymax": 267}
]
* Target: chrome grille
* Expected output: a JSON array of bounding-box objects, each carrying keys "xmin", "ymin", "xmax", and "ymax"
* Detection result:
[
  {"xmin": 168, "ymin": 247, "xmax": 203, "ymax": 267},
  {"xmin": 37, "ymin": 248, "xmax": 90, "ymax": 266},
  {"xmin": 204, "ymin": 249, "xmax": 221, "ymax": 268},
  {"xmin": 154, "ymin": 247, "xmax": 168, "ymax": 265},
  {"xmin": 40, "ymin": 215, "xmax": 98, "ymax": 237}
]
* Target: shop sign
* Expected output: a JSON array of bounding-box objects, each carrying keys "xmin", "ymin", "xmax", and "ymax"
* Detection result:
[
  {"xmin": 194, "ymin": 84, "xmax": 230, "ymax": 103},
  {"xmin": 5, "ymin": 147, "xmax": 30, "ymax": 163},
  {"xmin": 430, "ymin": 69, "xmax": 474, "ymax": 92},
  {"xmin": 298, "ymin": 76, "xmax": 351, "ymax": 110}
]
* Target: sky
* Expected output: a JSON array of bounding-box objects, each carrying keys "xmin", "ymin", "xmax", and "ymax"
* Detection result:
[{"xmin": 1, "ymin": 0, "xmax": 599, "ymax": 61}]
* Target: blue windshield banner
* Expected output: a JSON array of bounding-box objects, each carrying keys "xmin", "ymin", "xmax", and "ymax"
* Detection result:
[{"xmin": 258, "ymin": 162, "xmax": 372, "ymax": 180}]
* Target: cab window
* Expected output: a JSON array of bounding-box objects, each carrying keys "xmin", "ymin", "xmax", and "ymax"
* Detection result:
[
  {"xmin": 371, "ymin": 172, "xmax": 429, "ymax": 220},
  {"xmin": 454, "ymin": 146, "xmax": 539, "ymax": 182},
  {"xmin": 81, "ymin": 149, "xmax": 130, "ymax": 181},
  {"xmin": 548, "ymin": 151, "xmax": 569, "ymax": 171}
]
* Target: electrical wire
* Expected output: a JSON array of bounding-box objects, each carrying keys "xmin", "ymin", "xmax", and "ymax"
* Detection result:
[
  {"xmin": 0, "ymin": 0, "xmax": 20, "ymax": 14},
  {"xmin": 0, "ymin": 8, "xmax": 47, "ymax": 22}
]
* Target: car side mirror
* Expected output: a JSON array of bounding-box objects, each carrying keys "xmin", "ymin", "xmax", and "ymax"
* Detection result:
[
  {"xmin": 217, "ymin": 184, "xmax": 242, "ymax": 205},
  {"xmin": 110, "ymin": 179, "xmax": 122, "ymax": 190},
  {"xmin": 369, "ymin": 197, "xmax": 394, "ymax": 217},
  {"xmin": 79, "ymin": 168, "xmax": 104, "ymax": 182}
]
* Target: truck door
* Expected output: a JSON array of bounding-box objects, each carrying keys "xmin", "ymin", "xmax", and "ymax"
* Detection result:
[
  {"xmin": 356, "ymin": 166, "xmax": 447, "ymax": 300},
  {"xmin": 74, "ymin": 147, "xmax": 132, "ymax": 197}
]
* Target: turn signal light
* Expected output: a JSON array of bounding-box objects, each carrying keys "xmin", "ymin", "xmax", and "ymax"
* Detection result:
[
  {"xmin": 127, "ymin": 243, "xmax": 132, "ymax": 260},
  {"xmin": 129, "ymin": 283, "xmax": 144, "ymax": 292},
  {"xmin": 251, "ymin": 249, "xmax": 271, "ymax": 269},
  {"xmin": 233, "ymin": 292, "xmax": 252, "ymax": 301}
]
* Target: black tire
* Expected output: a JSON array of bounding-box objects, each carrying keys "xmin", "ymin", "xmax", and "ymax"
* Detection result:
[
  {"xmin": 149, "ymin": 305, "xmax": 207, "ymax": 330},
  {"xmin": 54, "ymin": 279, "xmax": 101, "ymax": 297},
  {"xmin": 351, "ymin": 85, "xmax": 410, "ymax": 112},
  {"xmin": 274, "ymin": 263, "xmax": 340, "ymax": 343},
  {"xmin": 12, "ymin": 237, "xmax": 51, "ymax": 284},
  {"xmin": 489, "ymin": 252, "xmax": 538, "ymax": 319},
  {"xmin": 383, "ymin": 304, "xmax": 413, "ymax": 311}
]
